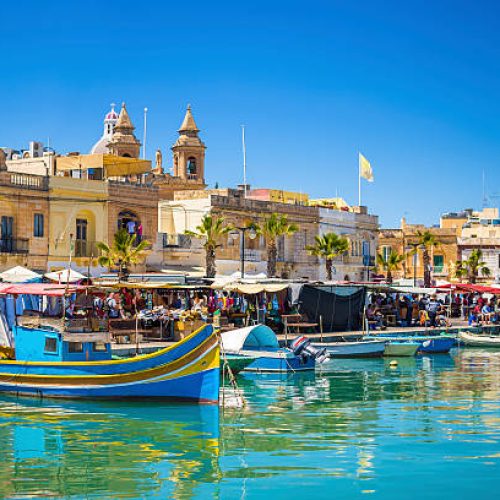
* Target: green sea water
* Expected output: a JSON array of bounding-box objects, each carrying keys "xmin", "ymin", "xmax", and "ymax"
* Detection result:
[{"xmin": 0, "ymin": 349, "xmax": 499, "ymax": 499}]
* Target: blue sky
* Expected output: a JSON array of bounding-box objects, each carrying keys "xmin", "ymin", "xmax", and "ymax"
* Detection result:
[{"xmin": 1, "ymin": 0, "xmax": 500, "ymax": 227}]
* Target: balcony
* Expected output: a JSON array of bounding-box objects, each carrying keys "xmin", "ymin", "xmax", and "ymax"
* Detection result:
[
  {"xmin": 162, "ymin": 233, "xmax": 192, "ymax": 249},
  {"xmin": 0, "ymin": 238, "xmax": 29, "ymax": 254},
  {"xmin": 432, "ymin": 265, "xmax": 449, "ymax": 277}
]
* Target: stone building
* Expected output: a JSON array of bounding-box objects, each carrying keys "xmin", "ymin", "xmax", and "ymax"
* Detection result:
[
  {"xmin": 442, "ymin": 207, "xmax": 500, "ymax": 282},
  {"xmin": 156, "ymin": 188, "xmax": 319, "ymax": 278},
  {"xmin": 0, "ymin": 104, "xmax": 209, "ymax": 275},
  {"xmin": 0, "ymin": 168, "xmax": 49, "ymax": 271},
  {"xmin": 317, "ymin": 205, "xmax": 378, "ymax": 282},
  {"xmin": 155, "ymin": 189, "xmax": 379, "ymax": 280},
  {"xmin": 378, "ymin": 218, "xmax": 458, "ymax": 284}
]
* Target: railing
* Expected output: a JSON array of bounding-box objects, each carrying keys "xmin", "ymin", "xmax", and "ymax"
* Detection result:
[
  {"xmin": 9, "ymin": 173, "xmax": 49, "ymax": 190},
  {"xmin": 432, "ymin": 265, "xmax": 448, "ymax": 276},
  {"xmin": 162, "ymin": 233, "xmax": 192, "ymax": 249},
  {"xmin": 74, "ymin": 240, "xmax": 99, "ymax": 258},
  {"xmin": 0, "ymin": 238, "xmax": 29, "ymax": 254}
]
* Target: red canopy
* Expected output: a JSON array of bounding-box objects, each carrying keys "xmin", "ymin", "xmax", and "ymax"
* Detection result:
[
  {"xmin": 0, "ymin": 283, "xmax": 83, "ymax": 296},
  {"xmin": 436, "ymin": 283, "xmax": 500, "ymax": 294}
]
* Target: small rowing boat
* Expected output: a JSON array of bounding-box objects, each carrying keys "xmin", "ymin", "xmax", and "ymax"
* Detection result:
[
  {"xmin": 367, "ymin": 334, "xmax": 455, "ymax": 354},
  {"xmin": 383, "ymin": 342, "xmax": 419, "ymax": 357},
  {"xmin": 313, "ymin": 340, "xmax": 386, "ymax": 358},
  {"xmin": 458, "ymin": 331, "xmax": 500, "ymax": 348}
]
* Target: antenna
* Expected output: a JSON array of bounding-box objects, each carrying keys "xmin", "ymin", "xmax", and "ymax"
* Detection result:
[
  {"xmin": 143, "ymin": 107, "xmax": 148, "ymax": 160},
  {"xmin": 241, "ymin": 124, "xmax": 247, "ymax": 197}
]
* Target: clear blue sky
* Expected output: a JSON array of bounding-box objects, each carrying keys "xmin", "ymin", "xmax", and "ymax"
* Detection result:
[{"xmin": 2, "ymin": 0, "xmax": 500, "ymax": 227}]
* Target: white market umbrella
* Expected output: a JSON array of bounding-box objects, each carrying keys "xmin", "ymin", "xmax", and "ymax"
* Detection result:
[
  {"xmin": 0, "ymin": 266, "xmax": 42, "ymax": 283},
  {"xmin": 45, "ymin": 268, "xmax": 86, "ymax": 283}
]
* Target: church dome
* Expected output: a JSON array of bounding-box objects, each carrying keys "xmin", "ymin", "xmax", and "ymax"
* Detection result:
[
  {"xmin": 105, "ymin": 109, "xmax": 119, "ymax": 121},
  {"xmin": 90, "ymin": 104, "xmax": 119, "ymax": 155},
  {"xmin": 91, "ymin": 136, "xmax": 111, "ymax": 155}
]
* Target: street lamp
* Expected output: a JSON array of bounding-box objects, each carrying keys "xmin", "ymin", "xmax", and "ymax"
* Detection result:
[{"xmin": 229, "ymin": 227, "xmax": 257, "ymax": 279}]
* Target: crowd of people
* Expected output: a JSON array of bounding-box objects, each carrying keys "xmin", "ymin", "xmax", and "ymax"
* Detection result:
[{"xmin": 365, "ymin": 291, "xmax": 500, "ymax": 330}]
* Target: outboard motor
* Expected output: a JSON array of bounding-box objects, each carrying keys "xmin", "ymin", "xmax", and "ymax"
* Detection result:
[{"xmin": 290, "ymin": 336, "xmax": 329, "ymax": 364}]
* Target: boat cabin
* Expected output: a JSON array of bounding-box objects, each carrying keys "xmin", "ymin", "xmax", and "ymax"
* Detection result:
[
  {"xmin": 14, "ymin": 326, "xmax": 112, "ymax": 362},
  {"xmin": 0, "ymin": 283, "xmax": 113, "ymax": 363}
]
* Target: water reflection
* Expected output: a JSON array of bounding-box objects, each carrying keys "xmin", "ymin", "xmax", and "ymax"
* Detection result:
[
  {"xmin": 0, "ymin": 351, "xmax": 499, "ymax": 499},
  {"xmin": 0, "ymin": 398, "xmax": 219, "ymax": 498}
]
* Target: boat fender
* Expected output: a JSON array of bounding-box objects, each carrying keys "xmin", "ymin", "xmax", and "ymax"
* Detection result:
[
  {"xmin": 422, "ymin": 340, "xmax": 431, "ymax": 348},
  {"xmin": 291, "ymin": 336, "xmax": 329, "ymax": 364}
]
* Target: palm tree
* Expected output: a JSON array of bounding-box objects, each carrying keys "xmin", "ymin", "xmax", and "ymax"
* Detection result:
[
  {"xmin": 455, "ymin": 249, "xmax": 491, "ymax": 283},
  {"xmin": 306, "ymin": 232, "xmax": 349, "ymax": 281},
  {"xmin": 253, "ymin": 213, "xmax": 298, "ymax": 277},
  {"xmin": 414, "ymin": 230, "xmax": 440, "ymax": 287},
  {"xmin": 185, "ymin": 215, "xmax": 233, "ymax": 278},
  {"xmin": 96, "ymin": 229, "xmax": 150, "ymax": 281},
  {"xmin": 376, "ymin": 250, "xmax": 405, "ymax": 284}
]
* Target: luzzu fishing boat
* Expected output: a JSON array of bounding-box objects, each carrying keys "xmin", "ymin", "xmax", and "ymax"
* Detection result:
[{"xmin": 0, "ymin": 284, "xmax": 219, "ymax": 403}]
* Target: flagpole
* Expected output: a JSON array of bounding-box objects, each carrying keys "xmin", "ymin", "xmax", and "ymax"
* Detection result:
[
  {"xmin": 143, "ymin": 107, "xmax": 148, "ymax": 159},
  {"xmin": 358, "ymin": 153, "xmax": 361, "ymax": 206},
  {"xmin": 242, "ymin": 125, "xmax": 247, "ymax": 198}
]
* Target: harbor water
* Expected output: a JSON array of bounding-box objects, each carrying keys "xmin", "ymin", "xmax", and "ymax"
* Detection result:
[{"xmin": 0, "ymin": 349, "xmax": 499, "ymax": 499}]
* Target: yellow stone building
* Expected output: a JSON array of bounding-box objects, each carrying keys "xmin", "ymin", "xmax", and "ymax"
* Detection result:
[
  {"xmin": 378, "ymin": 218, "xmax": 458, "ymax": 284},
  {"xmin": 0, "ymin": 103, "xmax": 208, "ymax": 275}
]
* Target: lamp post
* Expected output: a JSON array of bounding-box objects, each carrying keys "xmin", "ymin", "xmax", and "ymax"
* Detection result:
[{"xmin": 229, "ymin": 227, "xmax": 257, "ymax": 279}]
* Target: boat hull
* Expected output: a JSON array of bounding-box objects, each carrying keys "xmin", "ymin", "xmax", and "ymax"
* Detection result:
[
  {"xmin": 416, "ymin": 337, "xmax": 455, "ymax": 354},
  {"xmin": 458, "ymin": 331, "xmax": 500, "ymax": 348},
  {"xmin": 383, "ymin": 342, "xmax": 419, "ymax": 357},
  {"xmin": 317, "ymin": 341, "xmax": 386, "ymax": 358},
  {"xmin": 229, "ymin": 350, "xmax": 316, "ymax": 373},
  {"xmin": 0, "ymin": 325, "xmax": 220, "ymax": 403},
  {"xmin": 368, "ymin": 335, "xmax": 455, "ymax": 354},
  {"xmin": 222, "ymin": 354, "xmax": 256, "ymax": 376}
]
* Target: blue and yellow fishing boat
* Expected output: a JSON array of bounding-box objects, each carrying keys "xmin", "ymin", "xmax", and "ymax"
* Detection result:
[{"xmin": 0, "ymin": 284, "xmax": 219, "ymax": 403}]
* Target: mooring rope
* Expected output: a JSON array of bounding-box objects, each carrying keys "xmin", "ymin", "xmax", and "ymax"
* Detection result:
[{"xmin": 214, "ymin": 328, "xmax": 246, "ymax": 408}]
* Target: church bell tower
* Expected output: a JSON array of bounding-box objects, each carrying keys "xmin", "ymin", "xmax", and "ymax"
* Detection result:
[
  {"xmin": 108, "ymin": 102, "xmax": 141, "ymax": 158},
  {"xmin": 171, "ymin": 105, "xmax": 206, "ymax": 183}
]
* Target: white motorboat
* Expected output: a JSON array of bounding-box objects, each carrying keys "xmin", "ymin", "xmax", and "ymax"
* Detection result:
[{"xmin": 459, "ymin": 331, "xmax": 500, "ymax": 348}]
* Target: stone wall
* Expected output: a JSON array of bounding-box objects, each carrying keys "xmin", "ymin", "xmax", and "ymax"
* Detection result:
[{"xmin": 0, "ymin": 172, "xmax": 49, "ymax": 271}]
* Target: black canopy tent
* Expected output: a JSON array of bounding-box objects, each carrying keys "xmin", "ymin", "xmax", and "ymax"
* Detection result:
[{"xmin": 298, "ymin": 284, "xmax": 366, "ymax": 332}]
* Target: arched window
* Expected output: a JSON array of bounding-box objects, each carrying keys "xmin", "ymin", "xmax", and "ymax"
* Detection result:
[
  {"xmin": 122, "ymin": 153, "xmax": 132, "ymax": 158},
  {"xmin": 187, "ymin": 157, "xmax": 197, "ymax": 178}
]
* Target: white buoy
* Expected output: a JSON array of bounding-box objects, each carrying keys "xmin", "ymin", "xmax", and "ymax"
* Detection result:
[{"xmin": 389, "ymin": 360, "xmax": 398, "ymax": 368}]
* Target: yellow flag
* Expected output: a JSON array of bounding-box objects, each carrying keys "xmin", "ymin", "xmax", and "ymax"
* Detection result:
[{"xmin": 359, "ymin": 153, "xmax": 374, "ymax": 182}]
